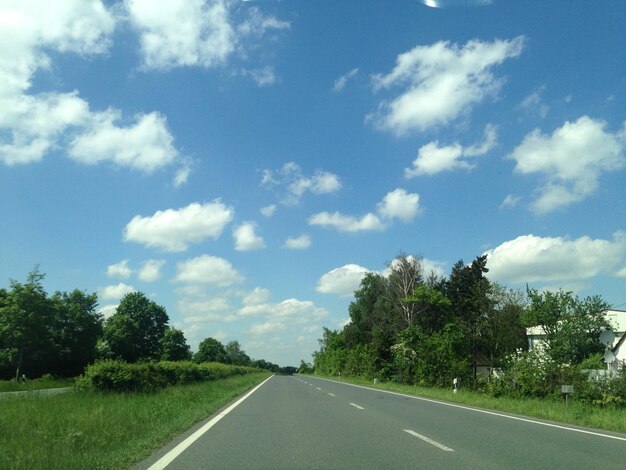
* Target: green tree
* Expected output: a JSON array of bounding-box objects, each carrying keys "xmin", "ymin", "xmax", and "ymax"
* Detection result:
[
  {"xmin": 160, "ymin": 327, "xmax": 191, "ymax": 361},
  {"xmin": 386, "ymin": 254, "xmax": 424, "ymax": 327},
  {"xmin": 524, "ymin": 288, "xmax": 611, "ymax": 365},
  {"xmin": 50, "ymin": 289, "xmax": 103, "ymax": 376},
  {"xmin": 0, "ymin": 269, "xmax": 55, "ymax": 379},
  {"xmin": 403, "ymin": 284, "xmax": 451, "ymax": 333},
  {"xmin": 224, "ymin": 340, "xmax": 251, "ymax": 366},
  {"xmin": 103, "ymin": 292, "xmax": 169, "ymax": 362},
  {"xmin": 194, "ymin": 337, "xmax": 227, "ymax": 363}
]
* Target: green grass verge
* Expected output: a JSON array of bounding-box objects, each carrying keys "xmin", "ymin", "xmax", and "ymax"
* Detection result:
[
  {"xmin": 0, "ymin": 377, "xmax": 74, "ymax": 392},
  {"xmin": 307, "ymin": 374, "xmax": 626, "ymax": 435},
  {"xmin": 0, "ymin": 371, "xmax": 271, "ymax": 470}
]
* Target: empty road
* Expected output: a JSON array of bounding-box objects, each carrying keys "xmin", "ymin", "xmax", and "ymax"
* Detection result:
[{"xmin": 137, "ymin": 375, "xmax": 626, "ymax": 469}]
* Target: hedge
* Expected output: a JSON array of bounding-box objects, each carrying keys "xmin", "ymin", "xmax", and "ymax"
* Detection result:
[{"xmin": 76, "ymin": 360, "xmax": 260, "ymax": 393}]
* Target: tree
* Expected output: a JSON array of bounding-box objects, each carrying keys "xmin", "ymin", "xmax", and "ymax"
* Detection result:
[
  {"xmin": 480, "ymin": 284, "xmax": 527, "ymax": 367},
  {"xmin": 0, "ymin": 269, "xmax": 55, "ymax": 379},
  {"xmin": 403, "ymin": 284, "xmax": 451, "ymax": 333},
  {"xmin": 224, "ymin": 340, "xmax": 251, "ymax": 366},
  {"xmin": 50, "ymin": 289, "xmax": 103, "ymax": 376},
  {"xmin": 386, "ymin": 254, "xmax": 424, "ymax": 327},
  {"xmin": 103, "ymin": 292, "xmax": 169, "ymax": 362},
  {"xmin": 194, "ymin": 337, "xmax": 227, "ymax": 363},
  {"xmin": 524, "ymin": 289, "xmax": 611, "ymax": 365},
  {"xmin": 160, "ymin": 327, "xmax": 191, "ymax": 361}
]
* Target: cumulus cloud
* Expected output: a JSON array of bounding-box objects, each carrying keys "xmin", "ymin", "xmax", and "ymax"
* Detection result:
[
  {"xmin": 107, "ymin": 260, "xmax": 132, "ymax": 279},
  {"xmin": 261, "ymin": 162, "xmax": 342, "ymax": 205},
  {"xmin": 284, "ymin": 234, "xmax": 311, "ymax": 249},
  {"xmin": 500, "ymin": 194, "xmax": 520, "ymax": 210},
  {"xmin": 68, "ymin": 111, "xmax": 179, "ymax": 172},
  {"xmin": 376, "ymin": 188, "xmax": 421, "ymax": 222},
  {"xmin": 405, "ymin": 124, "xmax": 497, "ymax": 177},
  {"xmin": 124, "ymin": 200, "xmax": 234, "ymax": 252},
  {"xmin": 242, "ymin": 287, "xmax": 271, "ymax": 306},
  {"xmin": 98, "ymin": 304, "xmax": 118, "ymax": 319},
  {"xmin": 484, "ymin": 232, "xmax": 626, "ymax": 284},
  {"xmin": 509, "ymin": 116, "xmax": 626, "ymax": 214},
  {"xmin": 309, "ymin": 188, "xmax": 419, "ymax": 233},
  {"xmin": 100, "ymin": 282, "xmax": 136, "ymax": 300},
  {"xmin": 316, "ymin": 264, "xmax": 371, "ymax": 297},
  {"xmin": 175, "ymin": 254, "xmax": 244, "ymax": 286},
  {"xmin": 233, "ymin": 221, "xmax": 265, "ymax": 251},
  {"xmin": 260, "ymin": 204, "xmax": 277, "ymax": 217},
  {"xmin": 0, "ymin": 1, "xmax": 187, "ymax": 178},
  {"xmin": 138, "ymin": 259, "xmax": 165, "ymax": 282},
  {"xmin": 370, "ymin": 37, "xmax": 524, "ymax": 134},
  {"xmin": 126, "ymin": 0, "xmax": 289, "ymax": 73}
]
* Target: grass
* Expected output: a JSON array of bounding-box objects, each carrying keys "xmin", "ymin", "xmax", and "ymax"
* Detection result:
[
  {"xmin": 0, "ymin": 371, "xmax": 271, "ymax": 470},
  {"xmin": 0, "ymin": 376, "xmax": 74, "ymax": 392},
  {"xmin": 309, "ymin": 374, "xmax": 626, "ymax": 435}
]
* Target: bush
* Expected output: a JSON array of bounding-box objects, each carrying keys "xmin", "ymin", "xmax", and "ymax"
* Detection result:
[{"xmin": 76, "ymin": 360, "xmax": 258, "ymax": 393}]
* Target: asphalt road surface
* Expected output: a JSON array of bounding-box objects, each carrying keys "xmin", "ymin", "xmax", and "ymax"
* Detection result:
[{"xmin": 137, "ymin": 375, "xmax": 626, "ymax": 469}]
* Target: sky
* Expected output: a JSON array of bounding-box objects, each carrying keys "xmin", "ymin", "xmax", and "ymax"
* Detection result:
[{"xmin": 1, "ymin": 0, "xmax": 626, "ymax": 367}]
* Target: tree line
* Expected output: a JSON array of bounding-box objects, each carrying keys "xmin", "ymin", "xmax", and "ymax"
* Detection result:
[
  {"xmin": 0, "ymin": 268, "xmax": 289, "ymax": 380},
  {"xmin": 313, "ymin": 253, "xmax": 613, "ymax": 391}
]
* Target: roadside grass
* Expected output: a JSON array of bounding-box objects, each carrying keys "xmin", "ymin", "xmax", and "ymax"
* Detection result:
[
  {"xmin": 309, "ymin": 374, "xmax": 626, "ymax": 435},
  {"xmin": 0, "ymin": 376, "xmax": 74, "ymax": 392},
  {"xmin": 0, "ymin": 372, "xmax": 271, "ymax": 470}
]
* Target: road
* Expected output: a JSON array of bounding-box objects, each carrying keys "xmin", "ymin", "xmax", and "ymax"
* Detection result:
[{"xmin": 137, "ymin": 375, "xmax": 626, "ymax": 469}]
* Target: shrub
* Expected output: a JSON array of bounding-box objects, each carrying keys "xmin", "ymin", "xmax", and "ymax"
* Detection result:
[{"xmin": 76, "ymin": 360, "xmax": 258, "ymax": 393}]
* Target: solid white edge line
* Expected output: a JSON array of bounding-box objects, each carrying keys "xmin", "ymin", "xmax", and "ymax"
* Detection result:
[
  {"xmin": 349, "ymin": 402, "xmax": 365, "ymax": 410},
  {"xmin": 147, "ymin": 375, "xmax": 274, "ymax": 470},
  {"xmin": 309, "ymin": 376, "xmax": 626, "ymax": 443},
  {"xmin": 404, "ymin": 429, "xmax": 454, "ymax": 452}
]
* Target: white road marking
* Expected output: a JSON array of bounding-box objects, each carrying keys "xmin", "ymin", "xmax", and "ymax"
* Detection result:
[
  {"xmin": 311, "ymin": 377, "xmax": 626, "ymax": 443},
  {"xmin": 328, "ymin": 393, "xmax": 336, "ymax": 397},
  {"xmin": 404, "ymin": 429, "xmax": 454, "ymax": 452},
  {"xmin": 147, "ymin": 375, "xmax": 274, "ymax": 470},
  {"xmin": 349, "ymin": 403, "xmax": 365, "ymax": 410}
]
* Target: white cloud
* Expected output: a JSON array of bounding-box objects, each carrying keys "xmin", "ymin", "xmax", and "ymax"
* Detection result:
[
  {"xmin": 284, "ymin": 234, "xmax": 311, "ymax": 250},
  {"xmin": 370, "ymin": 37, "xmax": 524, "ymax": 134},
  {"xmin": 510, "ymin": 116, "xmax": 626, "ymax": 214},
  {"xmin": 309, "ymin": 188, "xmax": 419, "ymax": 233},
  {"xmin": 100, "ymin": 282, "xmax": 136, "ymax": 300},
  {"xmin": 233, "ymin": 221, "xmax": 265, "ymax": 251},
  {"xmin": 242, "ymin": 287, "xmax": 271, "ymax": 306},
  {"xmin": 308, "ymin": 211, "xmax": 385, "ymax": 233},
  {"xmin": 405, "ymin": 124, "xmax": 497, "ymax": 177},
  {"xmin": 241, "ymin": 66, "xmax": 277, "ymax": 87},
  {"xmin": 333, "ymin": 68, "xmax": 359, "ymax": 92},
  {"xmin": 260, "ymin": 204, "xmax": 276, "ymax": 217},
  {"xmin": 126, "ymin": 0, "xmax": 235, "ymax": 70},
  {"xmin": 173, "ymin": 162, "xmax": 192, "ymax": 187},
  {"xmin": 175, "ymin": 254, "xmax": 244, "ymax": 286},
  {"xmin": 138, "ymin": 259, "xmax": 165, "ymax": 282},
  {"xmin": 376, "ymin": 188, "xmax": 420, "ymax": 222},
  {"xmin": 261, "ymin": 162, "xmax": 342, "ymax": 205},
  {"xmin": 316, "ymin": 264, "xmax": 370, "ymax": 297},
  {"xmin": 107, "ymin": 260, "xmax": 132, "ymax": 279},
  {"xmin": 421, "ymin": 258, "xmax": 447, "ymax": 279},
  {"xmin": 616, "ymin": 266, "xmax": 626, "ymax": 278},
  {"xmin": 500, "ymin": 194, "xmax": 520, "ymax": 210},
  {"xmin": 520, "ymin": 86, "xmax": 549, "ymax": 118},
  {"xmin": 126, "ymin": 0, "xmax": 289, "ymax": 72},
  {"xmin": 98, "ymin": 304, "xmax": 118, "ymax": 319},
  {"xmin": 484, "ymin": 232, "xmax": 626, "ymax": 284},
  {"xmin": 124, "ymin": 200, "xmax": 234, "ymax": 252},
  {"xmin": 68, "ymin": 111, "xmax": 179, "ymax": 172}
]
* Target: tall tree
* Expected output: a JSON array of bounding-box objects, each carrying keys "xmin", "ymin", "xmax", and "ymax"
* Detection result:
[
  {"xmin": 386, "ymin": 254, "xmax": 424, "ymax": 327},
  {"xmin": 160, "ymin": 327, "xmax": 191, "ymax": 361},
  {"xmin": 50, "ymin": 289, "xmax": 103, "ymax": 376},
  {"xmin": 224, "ymin": 340, "xmax": 251, "ymax": 366},
  {"xmin": 103, "ymin": 292, "xmax": 169, "ymax": 362},
  {"xmin": 0, "ymin": 269, "xmax": 55, "ymax": 379},
  {"xmin": 403, "ymin": 284, "xmax": 451, "ymax": 333},
  {"xmin": 194, "ymin": 337, "xmax": 227, "ymax": 363}
]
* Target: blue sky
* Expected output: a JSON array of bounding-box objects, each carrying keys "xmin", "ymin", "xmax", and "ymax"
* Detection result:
[{"xmin": 1, "ymin": 0, "xmax": 625, "ymax": 366}]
